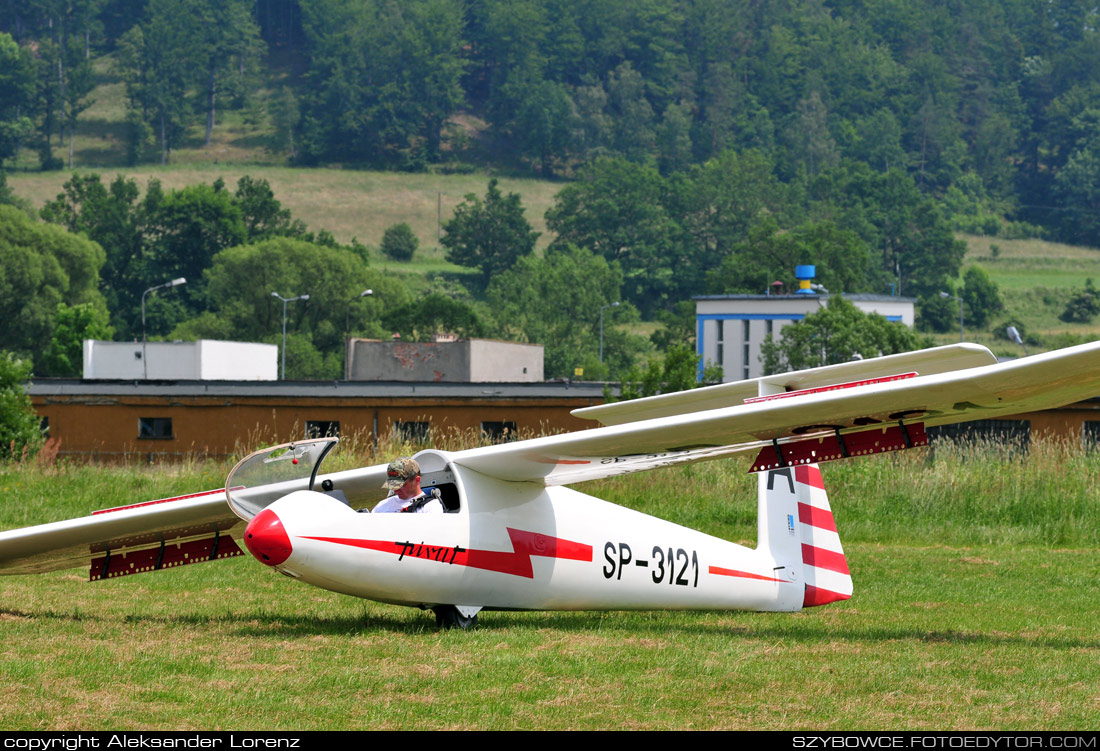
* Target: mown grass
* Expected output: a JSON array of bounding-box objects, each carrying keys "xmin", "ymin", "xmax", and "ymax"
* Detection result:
[
  {"xmin": 6, "ymin": 167, "xmax": 561, "ymax": 268},
  {"xmin": 1, "ymin": 438, "xmax": 1098, "ymax": 729}
]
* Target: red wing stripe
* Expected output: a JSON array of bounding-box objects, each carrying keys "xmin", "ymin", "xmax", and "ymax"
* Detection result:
[
  {"xmin": 798, "ymin": 502, "xmax": 837, "ymax": 533},
  {"xmin": 709, "ymin": 565, "xmax": 785, "ymax": 583},
  {"xmin": 802, "ymin": 544, "xmax": 849, "ymax": 575},
  {"xmin": 804, "ymin": 585, "xmax": 851, "ymax": 608},
  {"xmin": 743, "ymin": 372, "xmax": 917, "ymax": 403},
  {"xmin": 93, "ymin": 488, "xmax": 228, "ymax": 515},
  {"xmin": 303, "ymin": 528, "xmax": 592, "ymax": 579},
  {"xmin": 794, "ymin": 464, "xmax": 825, "ymax": 489}
]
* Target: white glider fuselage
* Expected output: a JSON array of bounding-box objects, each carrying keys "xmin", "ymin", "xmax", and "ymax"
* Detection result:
[
  {"xmin": 241, "ymin": 446, "xmax": 845, "ymax": 614},
  {"xmin": 254, "ymin": 480, "xmax": 797, "ymax": 613}
]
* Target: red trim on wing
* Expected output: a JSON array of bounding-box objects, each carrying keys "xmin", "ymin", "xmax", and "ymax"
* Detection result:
[
  {"xmin": 743, "ymin": 372, "xmax": 917, "ymax": 403},
  {"xmin": 303, "ymin": 527, "xmax": 593, "ymax": 579},
  {"xmin": 802, "ymin": 544, "xmax": 850, "ymax": 575},
  {"xmin": 798, "ymin": 502, "xmax": 837, "ymax": 533},
  {"xmin": 709, "ymin": 565, "xmax": 785, "ymax": 583},
  {"xmin": 528, "ymin": 456, "xmax": 592, "ymax": 465},
  {"xmin": 93, "ymin": 488, "xmax": 227, "ymax": 515},
  {"xmin": 804, "ymin": 585, "xmax": 851, "ymax": 607}
]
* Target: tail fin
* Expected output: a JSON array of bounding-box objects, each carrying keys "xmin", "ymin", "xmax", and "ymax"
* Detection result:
[{"xmin": 757, "ymin": 463, "xmax": 852, "ymax": 609}]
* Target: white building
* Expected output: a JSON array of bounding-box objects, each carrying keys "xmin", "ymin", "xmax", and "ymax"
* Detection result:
[
  {"xmin": 83, "ymin": 340, "xmax": 278, "ymax": 381},
  {"xmin": 695, "ymin": 293, "xmax": 916, "ymax": 382}
]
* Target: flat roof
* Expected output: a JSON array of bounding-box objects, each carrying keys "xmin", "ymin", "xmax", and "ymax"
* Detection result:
[
  {"xmin": 694, "ymin": 293, "xmax": 916, "ymax": 302},
  {"xmin": 27, "ymin": 379, "xmax": 611, "ymax": 400}
]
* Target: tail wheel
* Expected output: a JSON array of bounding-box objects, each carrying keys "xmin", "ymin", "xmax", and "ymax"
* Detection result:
[{"xmin": 433, "ymin": 605, "xmax": 478, "ymax": 630}]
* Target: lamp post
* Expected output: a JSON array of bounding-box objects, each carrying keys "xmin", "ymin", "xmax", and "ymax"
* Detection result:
[
  {"xmin": 1007, "ymin": 325, "xmax": 1030, "ymax": 356},
  {"xmin": 599, "ymin": 301, "xmax": 620, "ymax": 364},
  {"xmin": 345, "ymin": 289, "xmax": 373, "ymax": 380},
  {"xmin": 272, "ymin": 291, "xmax": 310, "ymax": 379},
  {"xmin": 940, "ymin": 291, "xmax": 964, "ymax": 342},
  {"xmin": 141, "ymin": 277, "xmax": 186, "ymax": 379}
]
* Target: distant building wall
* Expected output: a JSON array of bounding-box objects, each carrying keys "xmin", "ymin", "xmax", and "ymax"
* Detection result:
[
  {"xmin": 83, "ymin": 340, "xmax": 277, "ymax": 381},
  {"xmin": 28, "ymin": 380, "xmax": 601, "ymax": 459},
  {"xmin": 695, "ymin": 294, "xmax": 917, "ymax": 382},
  {"xmin": 347, "ymin": 339, "xmax": 543, "ymax": 382}
]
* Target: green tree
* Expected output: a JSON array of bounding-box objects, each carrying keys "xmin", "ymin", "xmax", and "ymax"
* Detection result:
[
  {"xmin": 116, "ymin": 2, "xmax": 193, "ymax": 164},
  {"xmin": 233, "ymin": 175, "xmax": 307, "ymax": 243},
  {"xmin": 40, "ymin": 301, "xmax": 114, "ymax": 377},
  {"xmin": 173, "ymin": 237, "xmax": 409, "ymax": 379},
  {"xmin": 809, "ymin": 164, "xmax": 966, "ymax": 299},
  {"xmin": 441, "ymin": 179, "xmax": 539, "ymax": 289},
  {"xmin": 761, "ymin": 295, "xmax": 928, "ymax": 374},
  {"xmin": 546, "ymin": 157, "xmax": 679, "ymax": 315},
  {"xmin": 382, "ymin": 293, "xmax": 484, "ymax": 341},
  {"xmin": 143, "ymin": 181, "xmax": 247, "ymax": 323},
  {"xmin": 671, "ymin": 149, "xmax": 787, "ymax": 294},
  {"xmin": 0, "ymin": 204, "xmax": 106, "ymax": 368},
  {"xmin": 61, "ymin": 36, "xmax": 95, "ymax": 168},
  {"xmin": 0, "ymin": 352, "xmax": 43, "ymax": 461},
  {"xmin": 0, "ymin": 33, "xmax": 35, "ymax": 167},
  {"xmin": 1060, "ymin": 278, "xmax": 1100, "ymax": 323},
  {"xmin": 380, "ymin": 223, "xmax": 418, "ymax": 261},
  {"xmin": 41, "ymin": 173, "xmax": 146, "ymax": 335},
  {"xmin": 961, "ymin": 265, "xmax": 1003, "ymax": 329},
  {"xmin": 705, "ymin": 218, "xmax": 872, "ymax": 296},
  {"xmin": 486, "ymin": 244, "xmax": 644, "ymax": 380},
  {"xmin": 617, "ymin": 342, "xmax": 722, "ymax": 401},
  {"xmin": 189, "ymin": 0, "xmax": 265, "ymax": 146},
  {"xmin": 298, "ymin": 0, "xmax": 465, "ymax": 166}
]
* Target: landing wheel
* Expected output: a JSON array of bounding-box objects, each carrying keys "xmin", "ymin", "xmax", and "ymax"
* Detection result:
[{"xmin": 433, "ymin": 605, "xmax": 478, "ymax": 630}]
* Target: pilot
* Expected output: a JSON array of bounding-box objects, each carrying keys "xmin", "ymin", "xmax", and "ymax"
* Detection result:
[{"xmin": 371, "ymin": 457, "xmax": 443, "ymax": 514}]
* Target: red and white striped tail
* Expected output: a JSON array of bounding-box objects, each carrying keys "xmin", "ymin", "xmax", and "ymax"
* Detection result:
[{"xmin": 792, "ymin": 464, "xmax": 852, "ymax": 607}]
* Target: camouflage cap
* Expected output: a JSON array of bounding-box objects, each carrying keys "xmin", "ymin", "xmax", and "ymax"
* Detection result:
[{"xmin": 382, "ymin": 456, "xmax": 420, "ymax": 490}]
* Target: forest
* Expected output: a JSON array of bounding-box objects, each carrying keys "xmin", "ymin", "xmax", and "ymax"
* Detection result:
[{"xmin": 2, "ymin": 0, "xmax": 1099, "ymax": 383}]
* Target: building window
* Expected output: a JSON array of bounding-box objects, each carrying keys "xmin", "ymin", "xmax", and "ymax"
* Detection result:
[
  {"xmin": 481, "ymin": 421, "xmax": 517, "ymax": 443},
  {"xmin": 927, "ymin": 419, "xmax": 1030, "ymax": 452},
  {"xmin": 715, "ymin": 320, "xmax": 724, "ymax": 370},
  {"xmin": 40, "ymin": 417, "xmax": 49, "ymax": 438},
  {"xmin": 306, "ymin": 420, "xmax": 340, "ymax": 438},
  {"xmin": 394, "ymin": 421, "xmax": 430, "ymax": 443},
  {"xmin": 138, "ymin": 417, "xmax": 173, "ymax": 440},
  {"xmin": 742, "ymin": 319, "xmax": 751, "ymax": 380},
  {"xmin": 1083, "ymin": 421, "xmax": 1100, "ymax": 449}
]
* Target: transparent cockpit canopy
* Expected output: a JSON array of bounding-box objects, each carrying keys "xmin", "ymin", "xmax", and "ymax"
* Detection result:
[{"xmin": 225, "ymin": 437, "xmax": 339, "ymax": 521}]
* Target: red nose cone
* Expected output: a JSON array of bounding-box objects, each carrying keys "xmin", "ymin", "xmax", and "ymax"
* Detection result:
[{"xmin": 244, "ymin": 508, "xmax": 293, "ymax": 566}]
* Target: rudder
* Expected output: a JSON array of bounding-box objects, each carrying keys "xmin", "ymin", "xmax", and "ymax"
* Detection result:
[{"xmin": 757, "ymin": 463, "xmax": 852, "ymax": 609}]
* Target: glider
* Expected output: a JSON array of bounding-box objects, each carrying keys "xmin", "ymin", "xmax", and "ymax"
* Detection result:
[{"xmin": 1, "ymin": 341, "xmax": 1097, "ymax": 629}]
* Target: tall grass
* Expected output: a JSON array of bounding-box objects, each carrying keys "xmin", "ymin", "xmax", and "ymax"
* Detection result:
[{"xmin": 5, "ymin": 435, "xmax": 1097, "ymax": 548}]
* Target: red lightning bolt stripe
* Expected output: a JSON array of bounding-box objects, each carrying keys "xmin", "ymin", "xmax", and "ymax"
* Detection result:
[
  {"xmin": 303, "ymin": 528, "xmax": 592, "ymax": 579},
  {"xmin": 708, "ymin": 565, "xmax": 785, "ymax": 583}
]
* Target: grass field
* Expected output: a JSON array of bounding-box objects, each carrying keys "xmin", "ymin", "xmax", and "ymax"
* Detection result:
[
  {"xmin": 1, "ymin": 439, "xmax": 1098, "ymax": 730},
  {"xmin": 6, "ymin": 166, "xmax": 562, "ymax": 274}
]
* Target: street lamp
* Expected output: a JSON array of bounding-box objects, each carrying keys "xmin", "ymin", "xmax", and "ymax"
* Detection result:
[
  {"xmin": 141, "ymin": 277, "xmax": 186, "ymax": 379},
  {"xmin": 345, "ymin": 289, "xmax": 373, "ymax": 380},
  {"xmin": 599, "ymin": 301, "xmax": 620, "ymax": 364},
  {"xmin": 1007, "ymin": 325, "xmax": 1030, "ymax": 356},
  {"xmin": 272, "ymin": 291, "xmax": 310, "ymax": 379},
  {"xmin": 939, "ymin": 291, "xmax": 964, "ymax": 342}
]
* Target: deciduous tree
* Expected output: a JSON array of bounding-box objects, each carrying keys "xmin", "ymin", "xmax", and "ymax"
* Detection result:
[
  {"xmin": 441, "ymin": 179, "xmax": 539, "ymax": 289},
  {"xmin": 761, "ymin": 295, "xmax": 928, "ymax": 374}
]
